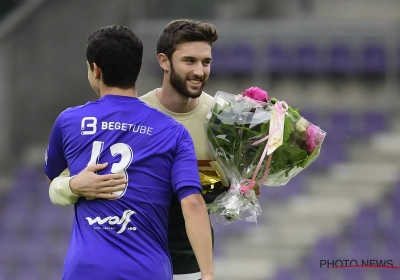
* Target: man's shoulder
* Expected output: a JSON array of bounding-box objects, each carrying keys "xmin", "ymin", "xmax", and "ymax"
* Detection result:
[
  {"xmin": 54, "ymin": 101, "xmax": 104, "ymax": 129},
  {"xmin": 139, "ymin": 89, "xmax": 158, "ymax": 103},
  {"xmin": 55, "ymin": 103, "xmax": 87, "ymax": 122},
  {"xmin": 140, "ymin": 90, "xmax": 187, "ymax": 128},
  {"xmin": 59, "ymin": 100, "xmax": 97, "ymax": 116},
  {"xmin": 139, "ymin": 89, "xmax": 167, "ymax": 112}
]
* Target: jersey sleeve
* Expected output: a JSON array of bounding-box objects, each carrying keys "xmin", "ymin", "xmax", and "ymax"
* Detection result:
[
  {"xmin": 49, "ymin": 168, "xmax": 79, "ymax": 205},
  {"xmin": 44, "ymin": 112, "xmax": 68, "ymax": 180},
  {"xmin": 171, "ymin": 125, "xmax": 202, "ymax": 201}
]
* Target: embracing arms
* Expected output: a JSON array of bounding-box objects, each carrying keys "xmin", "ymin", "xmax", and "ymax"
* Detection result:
[{"xmin": 49, "ymin": 163, "xmax": 127, "ymax": 205}]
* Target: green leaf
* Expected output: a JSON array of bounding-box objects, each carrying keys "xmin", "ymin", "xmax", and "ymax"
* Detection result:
[
  {"xmin": 283, "ymin": 116, "xmax": 293, "ymax": 142},
  {"xmin": 268, "ymin": 142, "xmax": 308, "ymax": 176},
  {"xmin": 300, "ymin": 144, "xmax": 322, "ymax": 168},
  {"xmin": 261, "ymin": 121, "xmax": 270, "ymax": 134}
]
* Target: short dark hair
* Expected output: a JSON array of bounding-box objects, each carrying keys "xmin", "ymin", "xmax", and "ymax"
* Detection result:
[
  {"xmin": 86, "ymin": 26, "xmax": 143, "ymax": 89},
  {"xmin": 157, "ymin": 19, "xmax": 218, "ymax": 60}
]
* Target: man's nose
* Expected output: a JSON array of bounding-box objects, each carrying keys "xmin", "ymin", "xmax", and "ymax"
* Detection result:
[{"xmin": 192, "ymin": 62, "xmax": 205, "ymax": 77}]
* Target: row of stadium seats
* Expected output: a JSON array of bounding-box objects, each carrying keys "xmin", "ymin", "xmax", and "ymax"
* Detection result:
[
  {"xmin": 210, "ymin": 43, "xmax": 396, "ymax": 76},
  {"xmin": 271, "ymin": 179, "xmax": 400, "ymax": 280},
  {"xmin": 0, "ymin": 167, "xmax": 72, "ymax": 280}
]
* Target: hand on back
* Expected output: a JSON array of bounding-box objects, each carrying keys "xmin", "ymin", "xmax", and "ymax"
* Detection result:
[{"xmin": 70, "ymin": 163, "xmax": 127, "ymax": 199}]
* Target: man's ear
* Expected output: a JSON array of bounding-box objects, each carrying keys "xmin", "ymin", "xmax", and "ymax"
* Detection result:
[
  {"xmin": 92, "ymin": 62, "xmax": 102, "ymax": 79},
  {"xmin": 157, "ymin": 53, "xmax": 170, "ymax": 72}
]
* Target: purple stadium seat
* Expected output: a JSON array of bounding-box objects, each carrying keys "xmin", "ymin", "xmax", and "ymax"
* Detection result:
[
  {"xmin": 359, "ymin": 44, "xmax": 387, "ymax": 76},
  {"xmin": 0, "ymin": 165, "xmax": 72, "ymax": 280},
  {"xmin": 320, "ymin": 131, "xmax": 345, "ymax": 146},
  {"xmin": 346, "ymin": 238, "xmax": 374, "ymax": 259},
  {"xmin": 347, "ymin": 204, "xmax": 381, "ymax": 238},
  {"xmin": 329, "ymin": 110, "xmax": 351, "ymax": 126},
  {"xmin": 354, "ymin": 204, "xmax": 380, "ymax": 222},
  {"xmin": 212, "ymin": 43, "xmax": 255, "ymax": 75},
  {"xmin": 272, "ymin": 268, "xmax": 296, "ymax": 280},
  {"xmin": 304, "ymin": 237, "xmax": 339, "ymax": 279},
  {"xmin": 294, "ymin": 44, "xmax": 320, "ymax": 75},
  {"xmin": 46, "ymin": 267, "xmax": 63, "ymax": 280},
  {"xmin": 306, "ymin": 271, "xmax": 331, "ymax": 280},
  {"xmin": 327, "ymin": 111, "xmax": 356, "ymax": 137},
  {"xmin": 378, "ymin": 269, "xmax": 400, "ymax": 280},
  {"xmin": 260, "ymin": 175, "xmax": 304, "ymax": 202},
  {"xmin": 383, "ymin": 220, "xmax": 400, "ymax": 240},
  {"xmin": 310, "ymin": 143, "xmax": 346, "ymax": 170},
  {"xmin": 389, "ymin": 183, "xmax": 400, "ymax": 204},
  {"xmin": 30, "ymin": 229, "xmax": 51, "ymax": 248},
  {"xmin": 0, "ymin": 241, "xmax": 16, "ymax": 264},
  {"xmin": 1, "ymin": 207, "xmax": 26, "ymax": 230},
  {"xmin": 266, "ymin": 44, "xmax": 293, "ymax": 74},
  {"xmin": 0, "ymin": 264, "xmax": 13, "ymax": 279},
  {"xmin": 305, "ymin": 262, "xmax": 336, "ymax": 280},
  {"xmin": 211, "ymin": 45, "xmax": 229, "ymax": 75},
  {"xmin": 398, "ymin": 46, "xmax": 400, "ymax": 72},
  {"xmin": 47, "ymin": 240, "xmax": 69, "ymax": 262},
  {"xmin": 229, "ymin": 43, "xmax": 255, "ymax": 74},
  {"xmin": 326, "ymin": 44, "xmax": 355, "ymax": 75},
  {"xmin": 13, "ymin": 264, "xmax": 44, "ymax": 280},
  {"xmin": 212, "ymin": 219, "xmax": 244, "ymax": 238},
  {"xmin": 16, "ymin": 242, "xmax": 49, "ymax": 265},
  {"xmin": 381, "ymin": 238, "xmax": 400, "ymax": 259},
  {"xmin": 310, "ymin": 236, "xmax": 338, "ymax": 259},
  {"xmin": 341, "ymin": 269, "xmax": 366, "ymax": 280},
  {"xmin": 359, "ymin": 111, "xmax": 387, "ymax": 135}
]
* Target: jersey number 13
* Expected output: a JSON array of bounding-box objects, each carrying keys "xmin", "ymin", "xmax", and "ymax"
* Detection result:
[{"xmin": 87, "ymin": 141, "xmax": 133, "ymax": 197}]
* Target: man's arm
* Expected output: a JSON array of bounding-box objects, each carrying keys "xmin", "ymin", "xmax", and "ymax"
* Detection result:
[
  {"xmin": 49, "ymin": 163, "xmax": 128, "ymax": 206},
  {"xmin": 181, "ymin": 193, "xmax": 214, "ymax": 280},
  {"xmin": 49, "ymin": 168, "xmax": 78, "ymax": 205},
  {"xmin": 172, "ymin": 126, "xmax": 214, "ymax": 279}
]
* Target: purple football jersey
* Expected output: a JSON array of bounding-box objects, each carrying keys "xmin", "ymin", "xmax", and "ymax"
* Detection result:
[{"xmin": 44, "ymin": 95, "xmax": 201, "ymax": 280}]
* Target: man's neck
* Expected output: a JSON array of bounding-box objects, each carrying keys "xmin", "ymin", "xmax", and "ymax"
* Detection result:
[
  {"xmin": 99, "ymin": 85, "xmax": 138, "ymax": 98},
  {"xmin": 156, "ymin": 84, "xmax": 199, "ymax": 113}
]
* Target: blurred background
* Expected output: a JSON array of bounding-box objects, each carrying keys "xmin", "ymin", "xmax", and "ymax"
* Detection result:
[{"xmin": 0, "ymin": 0, "xmax": 400, "ymax": 279}]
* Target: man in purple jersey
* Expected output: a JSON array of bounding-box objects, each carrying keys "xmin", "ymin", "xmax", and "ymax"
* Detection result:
[{"xmin": 44, "ymin": 25, "xmax": 213, "ymax": 280}]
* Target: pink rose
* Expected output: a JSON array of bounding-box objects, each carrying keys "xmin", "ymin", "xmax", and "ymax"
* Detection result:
[
  {"xmin": 242, "ymin": 87, "xmax": 270, "ymax": 102},
  {"xmin": 305, "ymin": 125, "xmax": 325, "ymax": 154}
]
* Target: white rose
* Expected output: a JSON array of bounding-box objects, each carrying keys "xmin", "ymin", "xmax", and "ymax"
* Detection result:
[{"xmin": 295, "ymin": 117, "xmax": 308, "ymax": 134}]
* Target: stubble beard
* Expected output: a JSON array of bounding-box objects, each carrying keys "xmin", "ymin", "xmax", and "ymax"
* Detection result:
[{"xmin": 169, "ymin": 62, "xmax": 208, "ymax": 99}]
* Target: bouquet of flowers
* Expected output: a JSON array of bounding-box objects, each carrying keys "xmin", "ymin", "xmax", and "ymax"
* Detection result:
[{"xmin": 206, "ymin": 87, "xmax": 326, "ymax": 224}]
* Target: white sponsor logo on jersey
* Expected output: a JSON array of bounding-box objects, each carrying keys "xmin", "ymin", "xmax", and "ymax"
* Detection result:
[
  {"xmin": 81, "ymin": 117, "xmax": 97, "ymax": 135},
  {"xmin": 85, "ymin": 210, "xmax": 136, "ymax": 234}
]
